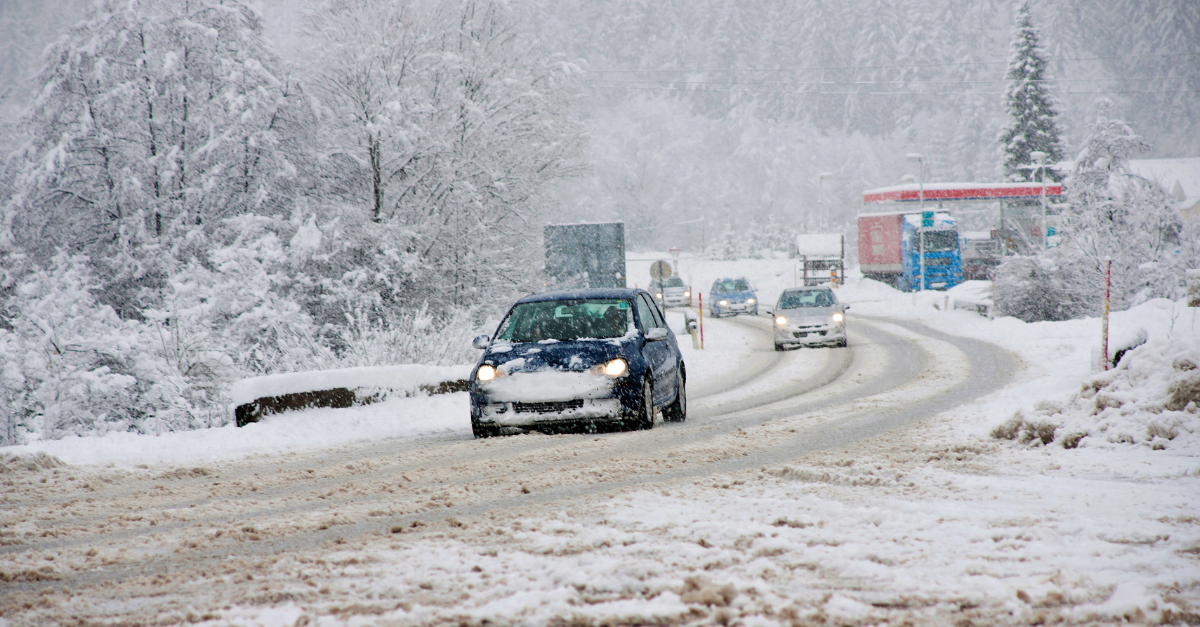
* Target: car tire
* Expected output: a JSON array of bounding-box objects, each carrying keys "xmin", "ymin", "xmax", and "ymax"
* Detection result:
[
  {"xmin": 774, "ymin": 342, "xmax": 784, "ymax": 352},
  {"xmin": 633, "ymin": 377, "xmax": 655, "ymax": 431},
  {"xmin": 836, "ymin": 338, "xmax": 848, "ymax": 348},
  {"xmin": 471, "ymin": 421, "xmax": 497, "ymax": 438},
  {"xmin": 663, "ymin": 368, "xmax": 686, "ymax": 423}
]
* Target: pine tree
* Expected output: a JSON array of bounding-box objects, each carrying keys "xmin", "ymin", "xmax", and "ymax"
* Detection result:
[{"xmin": 999, "ymin": 1, "xmax": 1064, "ymax": 183}]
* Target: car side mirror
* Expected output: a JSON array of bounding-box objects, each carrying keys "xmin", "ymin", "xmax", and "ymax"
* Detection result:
[
  {"xmin": 766, "ymin": 309, "xmax": 773, "ymax": 316},
  {"xmin": 645, "ymin": 327, "xmax": 669, "ymax": 341},
  {"xmin": 844, "ymin": 304, "xmax": 850, "ymax": 310},
  {"xmin": 472, "ymin": 335, "xmax": 491, "ymax": 349}
]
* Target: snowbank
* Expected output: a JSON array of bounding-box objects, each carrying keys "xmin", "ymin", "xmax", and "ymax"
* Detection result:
[{"xmin": 995, "ymin": 334, "xmax": 1200, "ymax": 450}]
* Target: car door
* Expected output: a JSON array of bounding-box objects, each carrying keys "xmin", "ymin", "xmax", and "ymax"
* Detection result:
[{"xmin": 636, "ymin": 293, "xmax": 672, "ymax": 403}]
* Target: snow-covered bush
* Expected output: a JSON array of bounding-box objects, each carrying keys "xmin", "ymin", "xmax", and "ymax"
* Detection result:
[
  {"xmin": 995, "ymin": 101, "xmax": 1198, "ymax": 321},
  {"xmin": 992, "ymin": 332, "xmax": 1200, "ymax": 451}
]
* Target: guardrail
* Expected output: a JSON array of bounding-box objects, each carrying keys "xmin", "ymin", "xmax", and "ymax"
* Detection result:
[{"xmin": 232, "ymin": 365, "xmax": 471, "ymax": 427}]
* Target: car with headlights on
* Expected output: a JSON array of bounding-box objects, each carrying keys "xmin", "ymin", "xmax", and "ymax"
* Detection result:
[
  {"xmin": 651, "ymin": 276, "xmax": 691, "ymax": 308},
  {"xmin": 768, "ymin": 287, "xmax": 849, "ymax": 350},
  {"xmin": 708, "ymin": 277, "xmax": 758, "ymax": 317},
  {"xmin": 469, "ymin": 288, "xmax": 686, "ymax": 437}
]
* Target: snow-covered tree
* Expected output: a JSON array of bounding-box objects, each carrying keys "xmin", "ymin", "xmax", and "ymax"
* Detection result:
[
  {"xmin": 998, "ymin": 1, "xmax": 1064, "ymax": 183},
  {"xmin": 304, "ymin": 0, "xmax": 583, "ymax": 310},
  {"xmin": 997, "ymin": 100, "xmax": 1197, "ymax": 321},
  {"xmin": 3, "ymin": 0, "xmax": 312, "ymax": 270}
]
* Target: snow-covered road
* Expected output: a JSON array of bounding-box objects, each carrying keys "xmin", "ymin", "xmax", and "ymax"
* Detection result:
[{"xmin": 1, "ymin": 298, "xmax": 1196, "ymax": 626}]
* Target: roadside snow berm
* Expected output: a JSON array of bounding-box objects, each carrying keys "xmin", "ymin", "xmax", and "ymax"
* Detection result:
[
  {"xmin": 232, "ymin": 365, "xmax": 470, "ymax": 427},
  {"xmin": 992, "ymin": 335, "xmax": 1200, "ymax": 450}
]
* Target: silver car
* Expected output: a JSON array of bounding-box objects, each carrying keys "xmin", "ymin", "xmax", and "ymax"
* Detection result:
[
  {"xmin": 769, "ymin": 287, "xmax": 848, "ymax": 350},
  {"xmin": 652, "ymin": 277, "xmax": 690, "ymax": 308}
]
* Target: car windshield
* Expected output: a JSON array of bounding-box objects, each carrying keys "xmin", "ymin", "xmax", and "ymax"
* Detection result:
[
  {"xmin": 922, "ymin": 231, "xmax": 959, "ymax": 252},
  {"xmin": 717, "ymin": 279, "xmax": 750, "ymax": 292},
  {"xmin": 495, "ymin": 299, "xmax": 632, "ymax": 342},
  {"xmin": 778, "ymin": 289, "xmax": 836, "ymax": 309},
  {"xmin": 665, "ymin": 277, "xmax": 685, "ymax": 287}
]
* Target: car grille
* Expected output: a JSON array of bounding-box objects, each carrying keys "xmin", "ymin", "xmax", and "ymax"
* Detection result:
[{"xmin": 513, "ymin": 400, "xmax": 585, "ymax": 414}]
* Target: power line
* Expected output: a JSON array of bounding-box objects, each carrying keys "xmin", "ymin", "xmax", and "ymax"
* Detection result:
[
  {"xmin": 582, "ymin": 84, "xmax": 1200, "ymax": 96},
  {"xmin": 584, "ymin": 52, "xmax": 1200, "ymax": 74},
  {"xmin": 585, "ymin": 76, "xmax": 1198, "ymax": 87}
]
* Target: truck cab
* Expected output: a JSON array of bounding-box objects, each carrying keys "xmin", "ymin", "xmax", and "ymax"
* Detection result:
[{"xmin": 900, "ymin": 212, "xmax": 963, "ymax": 291}]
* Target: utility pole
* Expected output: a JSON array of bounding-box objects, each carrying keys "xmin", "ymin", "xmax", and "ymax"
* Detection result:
[
  {"xmin": 907, "ymin": 153, "xmax": 925, "ymax": 291},
  {"xmin": 1030, "ymin": 150, "xmax": 1048, "ymax": 249},
  {"xmin": 817, "ymin": 172, "xmax": 833, "ymax": 232}
]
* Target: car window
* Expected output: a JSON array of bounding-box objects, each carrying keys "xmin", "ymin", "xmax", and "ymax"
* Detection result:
[
  {"xmin": 636, "ymin": 294, "xmax": 662, "ymax": 330},
  {"xmin": 495, "ymin": 299, "xmax": 632, "ymax": 342},
  {"xmin": 716, "ymin": 279, "xmax": 751, "ymax": 292},
  {"xmin": 777, "ymin": 289, "xmax": 836, "ymax": 309},
  {"xmin": 647, "ymin": 295, "xmax": 666, "ymax": 327},
  {"xmin": 665, "ymin": 277, "xmax": 684, "ymax": 287}
]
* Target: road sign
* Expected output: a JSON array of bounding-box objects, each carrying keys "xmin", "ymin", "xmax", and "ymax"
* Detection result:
[{"xmin": 649, "ymin": 260, "xmax": 673, "ymax": 280}]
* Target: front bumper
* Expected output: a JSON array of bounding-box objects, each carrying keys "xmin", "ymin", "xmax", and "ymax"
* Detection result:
[
  {"xmin": 775, "ymin": 323, "xmax": 845, "ymax": 345},
  {"xmin": 714, "ymin": 301, "xmax": 756, "ymax": 314},
  {"xmin": 662, "ymin": 293, "xmax": 689, "ymax": 307},
  {"xmin": 470, "ymin": 370, "xmax": 639, "ymax": 429}
]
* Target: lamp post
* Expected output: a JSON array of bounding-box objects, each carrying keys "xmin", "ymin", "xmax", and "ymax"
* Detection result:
[
  {"xmin": 817, "ymin": 172, "xmax": 834, "ymax": 232},
  {"xmin": 1030, "ymin": 150, "xmax": 1048, "ymax": 249},
  {"xmin": 906, "ymin": 153, "xmax": 924, "ymax": 291}
]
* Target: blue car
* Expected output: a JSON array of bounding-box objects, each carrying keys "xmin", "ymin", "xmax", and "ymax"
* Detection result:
[
  {"xmin": 469, "ymin": 288, "xmax": 686, "ymax": 437},
  {"xmin": 708, "ymin": 277, "xmax": 758, "ymax": 317}
]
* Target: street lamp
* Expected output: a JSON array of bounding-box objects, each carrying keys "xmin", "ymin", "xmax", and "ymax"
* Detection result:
[
  {"xmin": 1030, "ymin": 150, "xmax": 1048, "ymax": 249},
  {"xmin": 906, "ymin": 153, "xmax": 925, "ymax": 291},
  {"xmin": 817, "ymin": 172, "xmax": 833, "ymax": 232}
]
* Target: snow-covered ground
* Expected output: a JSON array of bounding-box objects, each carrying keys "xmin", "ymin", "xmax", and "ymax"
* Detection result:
[{"xmin": 3, "ymin": 257, "xmax": 1199, "ymax": 625}]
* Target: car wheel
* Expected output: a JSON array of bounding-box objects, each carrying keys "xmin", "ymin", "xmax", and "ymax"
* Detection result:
[
  {"xmin": 837, "ymin": 338, "xmax": 848, "ymax": 348},
  {"xmin": 633, "ymin": 377, "xmax": 655, "ymax": 431},
  {"xmin": 663, "ymin": 368, "xmax": 686, "ymax": 423},
  {"xmin": 471, "ymin": 421, "xmax": 497, "ymax": 438},
  {"xmin": 774, "ymin": 342, "xmax": 784, "ymax": 352}
]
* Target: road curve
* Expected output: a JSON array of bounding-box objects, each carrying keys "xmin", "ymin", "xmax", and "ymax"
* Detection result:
[{"xmin": 0, "ymin": 314, "xmax": 1017, "ymax": 615}]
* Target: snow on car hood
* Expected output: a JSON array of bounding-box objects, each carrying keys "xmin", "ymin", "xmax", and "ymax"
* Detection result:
[
  {"xmin": 779, "ymin": 306, "xmax": 840, "ymax": 324},
  {"xmin": 477, "ymin": 339, "xmax": 629, "ymax": 402},
  {"xmin": 484, "ymin": 339, "xmax": 626, "ymax": 373}
]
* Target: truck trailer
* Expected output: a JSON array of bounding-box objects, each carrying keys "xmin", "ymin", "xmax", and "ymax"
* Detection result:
[
  {"xmin": 544, "ymin": 222, "xmax": 627, "ymax": 289},
  {"xmin": 857, "ymin": 211, "xmax": 963, "ymax": 291},
  {"xmin": 794, "ymin": 233, "xmax": 845, "ymax": 286}
]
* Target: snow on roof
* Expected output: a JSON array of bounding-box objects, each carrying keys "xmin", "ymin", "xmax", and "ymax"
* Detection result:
[
  {"xmin": 794, "ymin": 234, "xmax": 843, "ymax": 257},
  {"xmin": 863, "ymin": 182, "xmax": 1062, "ymax": 204},
  {"xmin": 903, "ymin": 212, "xmax": 957, "ymax": 228}
]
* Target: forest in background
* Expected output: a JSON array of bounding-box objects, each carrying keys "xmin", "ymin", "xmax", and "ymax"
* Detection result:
[{"xmin": 0, "ymin": 0, "xmax": 1196, "ymax": 444}]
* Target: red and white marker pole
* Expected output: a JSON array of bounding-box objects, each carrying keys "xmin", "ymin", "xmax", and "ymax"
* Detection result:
[{"xmin": 1102, "ymin": 258, "xmax": 1112, "ymax": 371}]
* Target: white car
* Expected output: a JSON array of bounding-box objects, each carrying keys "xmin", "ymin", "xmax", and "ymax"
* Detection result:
[
  {"xmin": 769, "ymin": 287, "xmax": 848, "ymax": 350},
  {"xmin": 652, "ymin": 277, "xmax": 691, "ymax": 308}
]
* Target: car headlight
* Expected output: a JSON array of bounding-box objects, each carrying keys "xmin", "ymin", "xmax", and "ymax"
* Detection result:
[
  {"xmin": 719, "ymin": 299, "xmax": 728, "ymax": 306},
  {"xmin": 775, "ymin": 316, "xmax": 788, "ymax": 326},
  {"xmin": 683, "ymin": 291, "xmax": 690, "ymax": 297},
  {"xmin": 747, "ymin": 298, "xmax": 755, "ymax": 304},
  {"xmin": 476, "ymin": 364, "xmax": 496, "ymax": 381},
  {"xmin": 832, "ymin": 312, "xmax": 845, "ymax": 323},
  {"xmin": 601, "ymin": 358, "xmax": 627, "ymax": 377},
  {"xmin": 656, "ymin": 293, "xmax": 662, "ymax": 299}
]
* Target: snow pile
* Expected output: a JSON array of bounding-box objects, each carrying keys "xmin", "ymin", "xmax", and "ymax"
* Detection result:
[{"xmin": 994, "ymin": 334, "xmax": 1200, "ymax": 450}]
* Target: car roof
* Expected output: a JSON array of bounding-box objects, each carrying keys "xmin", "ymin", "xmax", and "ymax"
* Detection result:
[
  {"xmin": 516, "ymin": 288, "xmax": 643, "ymax": 304},
  {"xmin": 783, "ymin": 286, "xmax": 835, "ymax": 291}
]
